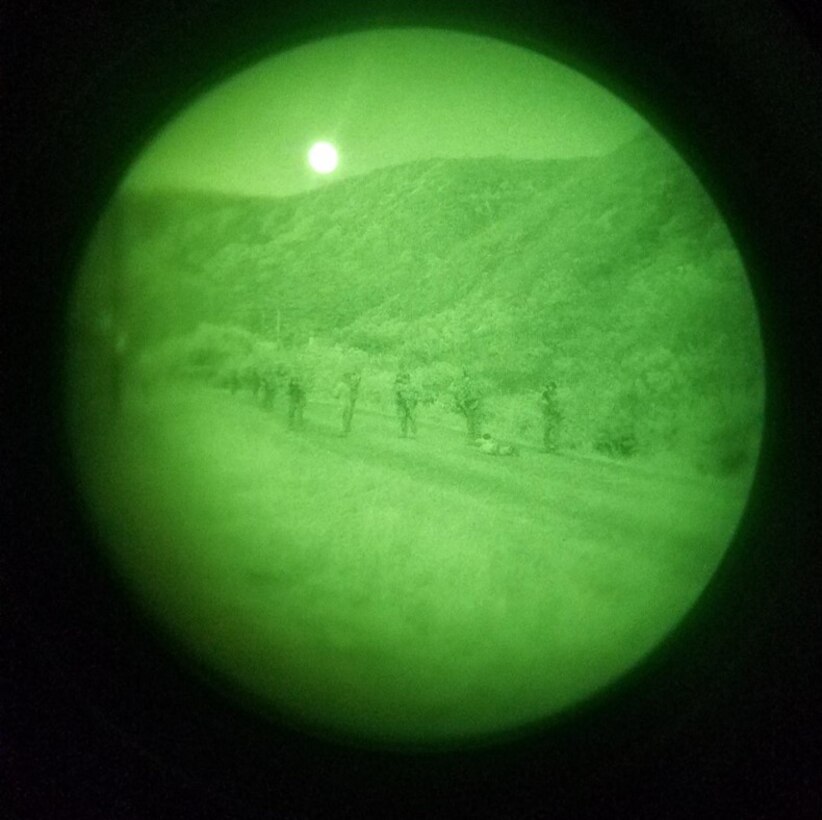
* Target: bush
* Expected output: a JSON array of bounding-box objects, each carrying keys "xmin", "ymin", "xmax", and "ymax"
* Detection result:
[
  {"xmin": 594, "ymin": 427, "xmax": 639, "ymax": 458},
  {"xmin": 592, "ymin": 383, "xmax": 641, "ymax": 459},
  {"xmin": 482, "ymin": 392, "xmax": 543, "ymax": 445}
]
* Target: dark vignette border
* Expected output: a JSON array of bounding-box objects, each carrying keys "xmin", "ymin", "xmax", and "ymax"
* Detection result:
[{"xmin": 2, "ymin": 0, "xmax": 820, "ymax": 816}]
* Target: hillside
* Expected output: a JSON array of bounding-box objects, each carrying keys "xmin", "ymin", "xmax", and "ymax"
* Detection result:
[
  {"xmin": 110, "ymin": 152, "xmax": 578, "ymax": 340},
  {"xmin": 109, "ymin": 129, "xmax": 755, "ymax": 369},
  {"xmin": 73, "ymin": 128, "xmax": 764, "ymax": 473}
]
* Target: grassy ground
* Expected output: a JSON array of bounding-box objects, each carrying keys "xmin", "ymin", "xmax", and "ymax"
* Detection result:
[{"xmin": 70, "ymin": 381, "xmax": 753, "ymax": 747}]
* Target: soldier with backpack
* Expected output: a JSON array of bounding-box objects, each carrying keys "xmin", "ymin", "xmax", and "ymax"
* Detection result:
[
  {"xmin": 334, "ymin": 370, "xmax": 361, "ymax": 436},
  {"xmin": 540, "ymin": 381, "xmax": 562, "ymax": 453},
  {"xmin": 394, "ymin": 370, "xmax": 419, "ymax": 438},
  {"xmin": 454, "ymin": 369, "xmax": 483, "ymax": 442},
  {"xmin": 287, "ymin": 371, "xmax": 306, "ymax": 429}
]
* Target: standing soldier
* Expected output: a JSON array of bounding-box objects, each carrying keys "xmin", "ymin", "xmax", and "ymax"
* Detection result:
[
  {"xmin": 394, "ymin": 370, "xmax": 419, "ymax": 438},
  {"xmin": 334, "ymin": 371, "xmax": 360, "ymax": 436},
  {"xmin": 540, "ymin": 381, "xmax": 562, "ymax": 453},
  {"xmin": 454, "ymin": 368, "xmax": 482, "ymax": 442},
  {"xmin": 348, "ymin": 371, "xmax": 361, "ymax": 430},
  {"xmin": 229, "ymin": 370, "xmax": 239, "ymax": 395},
  {"xmin": 241, "ymin": 362, "xmax": 260, "ymax": 398},
  {"xmin": 287, "ymin": 371, "xmax": 306, "ymax": 430},
  {"xmin": 258, "ymin": 369, "xmax": 276, "ymax": 410}
]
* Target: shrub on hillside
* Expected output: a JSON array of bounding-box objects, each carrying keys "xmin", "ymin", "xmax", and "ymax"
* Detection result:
[
  {"xmin": 593, "ymin": 384, "xmax": 641, "ymax": 458},
  {"xmin": 481, "ymin": 393, "xmax": 543, "ymax": 446},
  {"xmin": 593, "ymin": 426, "xmax": 639, "ymax": 458}
]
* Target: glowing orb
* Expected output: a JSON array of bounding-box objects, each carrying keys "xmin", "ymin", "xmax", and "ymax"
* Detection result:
[{"xmin": 308, "ymin": 141, "xmax": 339, "ymax": 174}]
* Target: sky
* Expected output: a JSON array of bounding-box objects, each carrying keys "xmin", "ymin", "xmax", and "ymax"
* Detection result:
[{"xmin": 123, "ymin": 28, "xmax": 647, "ymax": 198}]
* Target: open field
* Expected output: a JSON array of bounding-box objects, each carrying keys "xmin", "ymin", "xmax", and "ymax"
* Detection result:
[{"xmin": 71, "ymin": 382, "xmax": 753, "ymax": 746}]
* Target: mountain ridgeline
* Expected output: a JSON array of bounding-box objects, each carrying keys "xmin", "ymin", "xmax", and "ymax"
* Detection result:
[{"xmin": 78, "ymin": 128, "xmax": 764, "ymax": 472}]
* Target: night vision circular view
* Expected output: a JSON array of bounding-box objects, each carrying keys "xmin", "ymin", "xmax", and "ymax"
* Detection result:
[{"xmin": 64, "ymin": 29, "xmax": 764, "ymax": 749}]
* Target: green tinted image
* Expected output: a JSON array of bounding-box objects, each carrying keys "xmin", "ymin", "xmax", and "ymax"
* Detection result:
[{"xmin": 64, "ymin": 29, "xmax": 764, "ymax": 748}]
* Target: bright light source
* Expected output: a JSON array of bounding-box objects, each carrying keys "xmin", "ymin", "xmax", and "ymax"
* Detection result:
[{"xmin": 308, "ymin": 141, "xmax": 339, "ymax": 174}]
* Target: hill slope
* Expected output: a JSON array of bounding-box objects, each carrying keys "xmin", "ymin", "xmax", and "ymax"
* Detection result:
[
  {"xmin": 73, "ymin": 129, "xmax": 764, "ymax": 472},
  {"xmin": 107, "ymin": 129, "xmax": 757, "ymax": 377}
]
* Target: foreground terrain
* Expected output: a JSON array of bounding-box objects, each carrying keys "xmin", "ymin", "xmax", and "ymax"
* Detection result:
[{"xmin": 71, "ymin": 383, "xmax": 752, "ymax": 746}]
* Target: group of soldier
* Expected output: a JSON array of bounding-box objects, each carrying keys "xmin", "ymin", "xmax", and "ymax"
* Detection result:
[
  {"xmin": 94, "ymin": 315, "xmax": 562, "ymax": 453},
  {"xmin": 226, "ymin": 363, "xmax": 309, "ymax": 430},
  {"xmin": 240, "ymin": 362, "xmax": 562, "ymax": 454}
]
